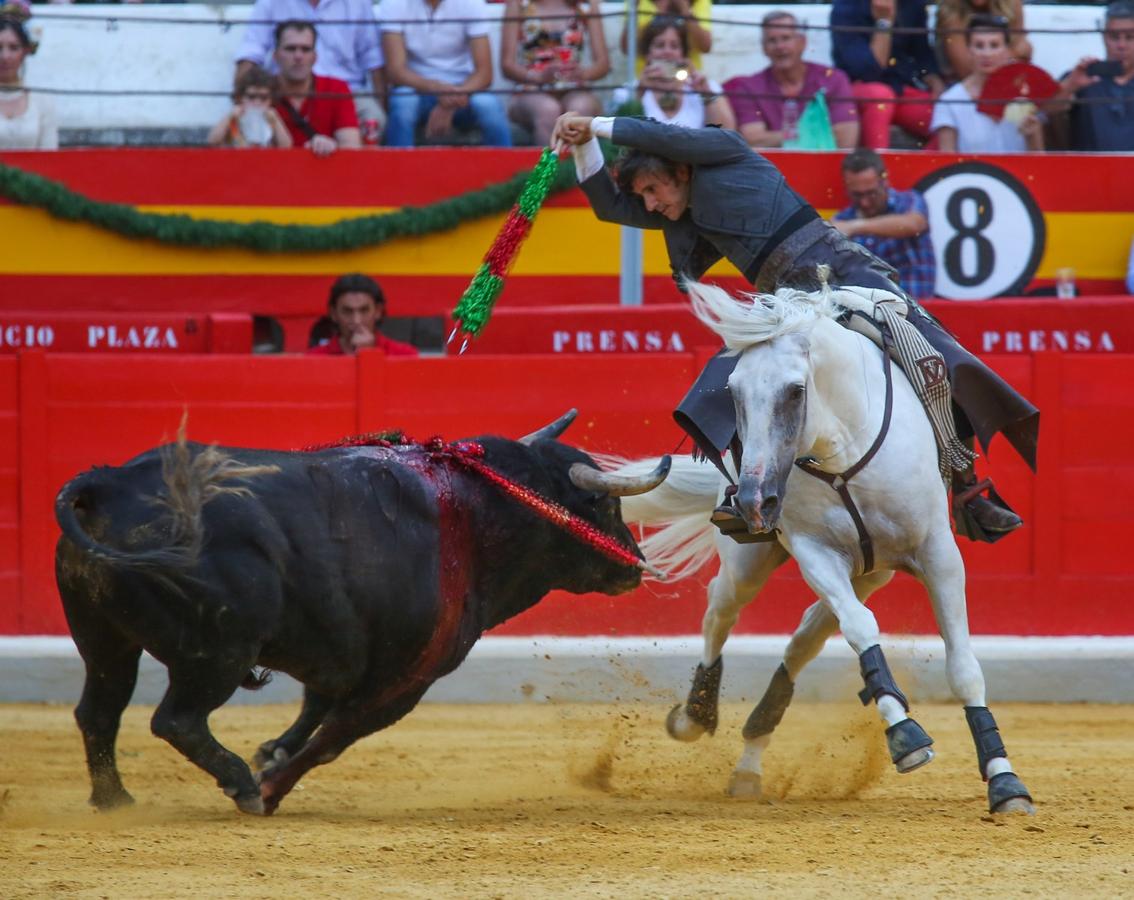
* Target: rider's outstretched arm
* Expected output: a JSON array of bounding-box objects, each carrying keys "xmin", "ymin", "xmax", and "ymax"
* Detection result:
[{"xmin": 608, "ymin": 116, "xmax": 752, "ymax": 166}]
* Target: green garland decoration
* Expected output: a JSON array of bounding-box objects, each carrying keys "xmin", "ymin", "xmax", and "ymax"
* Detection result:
[
  {"xmin": 450, "ymin": 148, "xmax": 560, "ymax": 348},
  {"xmin": 0, "ymin": 153, "xmax": 582, "ymax": 253}
]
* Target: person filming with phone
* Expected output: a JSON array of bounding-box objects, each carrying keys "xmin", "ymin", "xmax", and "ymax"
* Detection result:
[
  {"xmin": 1058, "ymin": 0, "xmax": 1134, "ymax": 150},
  {"xmin": 637, "ymin": 16, "xmax": 735, "ymax": 129}
]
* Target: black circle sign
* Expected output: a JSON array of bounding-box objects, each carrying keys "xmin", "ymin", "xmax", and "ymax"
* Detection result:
[{"xmin": 914, "ymin": 162, "xmax": 1046, "ymax": 300}]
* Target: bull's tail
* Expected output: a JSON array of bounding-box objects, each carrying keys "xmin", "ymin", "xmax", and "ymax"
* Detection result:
[
  {"xmin": 55, "ymin": 425, "xmax": 278, "ymax": 574},
  {"xmin": 594, "ymin": 453, "xmax": 724, "ymax": 582}
]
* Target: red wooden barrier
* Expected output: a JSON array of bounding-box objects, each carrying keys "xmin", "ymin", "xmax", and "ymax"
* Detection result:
[{"xmin": 3, "ymin": 349, "xmax": 1132, "ymax": 637}]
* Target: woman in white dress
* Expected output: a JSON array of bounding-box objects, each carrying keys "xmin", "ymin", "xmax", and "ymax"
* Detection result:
[
  {"xmin": 637, "ymin": 16, "xmax": 735, "ymax": 130},
  {"xmin": 930, "ymin": 14, "xmax": 1043, "ymax": 152},
  {"xmin": 0, "ymin": 15, "xmax": 57, "ymax": 150}
]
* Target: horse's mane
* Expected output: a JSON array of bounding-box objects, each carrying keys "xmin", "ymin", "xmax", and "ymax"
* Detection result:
[{"xmin": 686, "ymin": 277, "xmax": 844, "ymax": 352}]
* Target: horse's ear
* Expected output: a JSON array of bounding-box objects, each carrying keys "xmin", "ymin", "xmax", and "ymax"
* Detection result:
[{"xmin": 786, "ymin": 331, "xmax": 811, "ymax": 355}]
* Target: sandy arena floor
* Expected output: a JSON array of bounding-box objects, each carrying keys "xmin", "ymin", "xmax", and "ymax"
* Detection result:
[{"xmin": 1, "ymin": 700, "xmax": 1131, "ymax": 898}]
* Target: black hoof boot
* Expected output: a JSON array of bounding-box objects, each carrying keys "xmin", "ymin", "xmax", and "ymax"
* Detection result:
[
  {"xmin": 886, "ymin": 718, "xmax": 935, "ymax": 773},
  {"xmin": 988, "ymin": 771, "xmax": 1035, "ymax": 815},
  {"xmin": 666, "ymin": 658, "xmax": 722, "ymax": 740}
]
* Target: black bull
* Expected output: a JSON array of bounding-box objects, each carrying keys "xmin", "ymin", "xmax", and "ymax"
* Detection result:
[{"xmin": 54, "ymin": 416, "xmax": 669, "ymax": 815}]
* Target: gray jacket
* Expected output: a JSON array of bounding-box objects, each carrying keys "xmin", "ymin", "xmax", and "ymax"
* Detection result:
[{"xmin": 579, "ymin": 118, "xmax": 826, "ymax": 290}]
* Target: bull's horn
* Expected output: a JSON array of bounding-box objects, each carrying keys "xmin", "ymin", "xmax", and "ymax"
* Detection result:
[
  {"xmin": 569, "ymin": 455, "xmax": 672, "ymax": 497},
  {"xmin": 518, "ymin": 408, "xmax": 578, "ymax": 445}
]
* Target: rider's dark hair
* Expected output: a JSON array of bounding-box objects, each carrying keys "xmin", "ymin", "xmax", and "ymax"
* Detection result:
[
  {"xmin": 615, "ymin": 148, "xmax": 687, "ymax": 195},
  {"xmin": 327, "ymin": 273, "xmax": 385, "ymax": 309}
]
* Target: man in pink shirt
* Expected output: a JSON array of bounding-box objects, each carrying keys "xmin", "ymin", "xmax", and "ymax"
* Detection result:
[
  {"xmin": 723, "ymin": 10, "xmax": 859, "ymax": 149},
  {"xmin": 307, "ymin": 274, "xmax": 419, "ymax": 356}
]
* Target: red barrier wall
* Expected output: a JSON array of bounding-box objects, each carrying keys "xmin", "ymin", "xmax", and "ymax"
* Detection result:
[{"xmin": 3, "ymin": 349, "xmax": 1133, "ymax": 637}]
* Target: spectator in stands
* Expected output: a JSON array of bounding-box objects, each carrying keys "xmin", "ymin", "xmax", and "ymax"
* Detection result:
[
  {"xmin": 380, "ymin": 0, "xmax": 512, "ymax": 147},
  {"xmin": 207, "ymin": 66, "xmax": 292, "ymax": 148},
  {"xmin": 831, "ymin": 0, "xmax": 944, "ymax": 149},
  {"xmin": 500, "ymin": 0, "xmax": 610, "ymax": 146},
  {"xmin": 936, "ymin": 0, "xmax": 1032, "ymax": 81},
  {"xmin": 621, "ymin": 0, "xmax": 712, "ymax": 74},
  {"xmin": 637, "ymin": 17, "xmax": 734, "ymax": 130},
  {"xmin": 307, "ymin": 274, "xmax": 419, "ymax": 356},
  {"xmin": 723, "ymin": 11, "xmax": 858, "ymax": 149},
  {"xmin": 930, "ymin": 15, "xmax": 1045, "ymax": 152},
  {"xmin": 833, "ymin": 149, "xmax": 936, "ymax": 301},
  {"xmin": 0, "ymin": 14, "xmax": 57, "ymax": 150},
  {"xmin": 271, "ymin": 22, "xmax": 361, "ymax": 157},
  {"xmin": 235, "ymin": 0, "xmax": 385, "ymax": 140},
  {"xmin": 1058, "ymin": 0, "xmax": 1134, "ymax": 151}
]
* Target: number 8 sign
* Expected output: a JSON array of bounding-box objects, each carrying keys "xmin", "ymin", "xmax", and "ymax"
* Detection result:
[{"xmin": 915, "ymin": 162, "xmax": 1046, "ymax": 301}]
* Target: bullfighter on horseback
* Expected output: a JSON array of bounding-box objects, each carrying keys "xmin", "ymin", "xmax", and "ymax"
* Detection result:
[{"xmin": 550, "ymin": 113, "xmax": 1039, "ymax": 544}]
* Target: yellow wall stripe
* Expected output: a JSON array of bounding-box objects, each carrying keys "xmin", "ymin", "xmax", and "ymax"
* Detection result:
[{"xmin": 2, "ymin": 206, "xmax": 1130, "ymax": 280}]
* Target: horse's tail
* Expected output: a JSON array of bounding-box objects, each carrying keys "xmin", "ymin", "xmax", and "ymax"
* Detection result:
[{"xmin": 594, "ymin": 453, "xmax": 722, "ymax": 582}]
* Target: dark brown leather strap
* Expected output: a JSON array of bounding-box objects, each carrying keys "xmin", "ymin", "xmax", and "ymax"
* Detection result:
[{"xmin": 795, "ymin": 322, "xmax": 896, "ymax": 574}]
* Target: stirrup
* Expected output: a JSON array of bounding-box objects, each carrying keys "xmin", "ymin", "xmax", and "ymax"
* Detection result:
[
  {"xmin": 952, "ymin": 478, "xmax": 1022, "ymax": 544},
  {"xmin": 709, "ymin": 503, "xmax": 777, "ymax": 545}
]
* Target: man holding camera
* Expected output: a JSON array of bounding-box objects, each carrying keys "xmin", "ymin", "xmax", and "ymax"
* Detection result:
[{"xmin": 1060, "ymin": 0, "xmax": 1134, "ymax": 150}]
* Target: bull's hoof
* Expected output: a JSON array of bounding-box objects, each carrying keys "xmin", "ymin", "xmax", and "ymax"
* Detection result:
[
  {"xmin": 90, "ymin": 789, "xmax": 135, "ymax": 811},
  {"xmin": 665, "ymin": 704, "xmax": 707, "ymax": 743},
  {"xmin": 988, "ymin": 772, "xmax": 1035, "ymax": 815},
  {"xmin": 726, "ymin": 770, "xmax": 763, "ymax": 800},
  {"xmin": 886, "ymin": 718, "xmax": 935, "ymax": 773},
  {"xmin": 234, "ymin": 793, "xmax": 267, "ymax": 816},
  {"xmin": 252, "ymin": 742, "xmax": 289, "ymax": 773}
]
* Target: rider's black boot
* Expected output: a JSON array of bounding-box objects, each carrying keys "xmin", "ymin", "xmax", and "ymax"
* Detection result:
[{"xmin": 952, "ymin": 470, "xmax": 1022, "ymax": 543}]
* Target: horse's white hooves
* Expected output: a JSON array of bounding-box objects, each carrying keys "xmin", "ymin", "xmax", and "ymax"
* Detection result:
[
  {"xmin": 993, "ymin": 797, "xmax": 1037, "ymax": 816},
  {"xmin": 895, "ymin": 746, "xmax": 935, "ymax": 774},
  {"xmin": 665, "ymin": 704, "xmax": 706, "ymax": 743},
  {"xmin": 727, "ymin": 770, "xmax": 763, "ymax": 800}
]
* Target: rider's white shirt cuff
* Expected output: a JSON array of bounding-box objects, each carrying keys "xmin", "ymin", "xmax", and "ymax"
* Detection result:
[
  {"xmin": 592, "ymin": 117, "xmax": 614, "ymax": 139},
  {"xmin": 573, "ymin": 136, "xmax": 606, "ymax": 182}
]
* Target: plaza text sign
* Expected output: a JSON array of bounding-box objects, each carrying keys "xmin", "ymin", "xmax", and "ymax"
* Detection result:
[{"xmin": 0, "ymin": 314, "xmax": 251, "ymax": 354}]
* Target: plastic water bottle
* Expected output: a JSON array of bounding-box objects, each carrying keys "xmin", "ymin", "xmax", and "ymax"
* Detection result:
[
  {"xmin": 1056, "ymin": 268, "xmax": 1076, "ymax": 299},
  {"xmin": 782, "ymin": 99, "xmax": 799, "ymax": 144}
]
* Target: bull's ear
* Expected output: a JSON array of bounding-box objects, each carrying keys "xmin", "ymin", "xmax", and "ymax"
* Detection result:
[{"xmin": 518, "ymin": 409, "xmax": 578, "ymax": 445}]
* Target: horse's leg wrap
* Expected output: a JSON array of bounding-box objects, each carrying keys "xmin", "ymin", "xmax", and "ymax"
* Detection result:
[
  {"xmin": 857, "ymin": 644, "xmax": 910, "ymax": 711},
  {"xmin": 684, "ymin": 657, "xmax": 723, "ymax": 734},
  {"xmin": 965, "ymin": 705, "xmax": 1008, "ymax": 781},
  {"xmin": 885, "ymin": 718, "xmax": 934, "ymax": 768},
  {"xmin": 742, "ymin": 663, "xmax": 795, "ymax": 740},
  {"xmin": 987, "ymin": 771, "xmax": 1033, "ymax": 813}
]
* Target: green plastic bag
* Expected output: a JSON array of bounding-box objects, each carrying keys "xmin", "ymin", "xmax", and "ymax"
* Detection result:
[{"xmin": 783, "ymin": 89, "xmax": 837, "ymax": 151}]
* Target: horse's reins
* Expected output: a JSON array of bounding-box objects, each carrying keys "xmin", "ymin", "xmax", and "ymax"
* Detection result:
[{"xmin": 793, "ymin": 316, "xmax": 896, "ymax": 574}]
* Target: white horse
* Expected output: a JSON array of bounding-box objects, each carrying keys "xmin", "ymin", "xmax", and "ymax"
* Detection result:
[{"xmin": 614, "ymin": 282, "xmax": 1035, "ymax": 815}]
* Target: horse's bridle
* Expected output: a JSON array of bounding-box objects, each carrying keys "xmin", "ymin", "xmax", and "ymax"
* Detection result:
[{"xmin": 793, "ymin": 318, "xmax": 895, "ymax": 575}]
